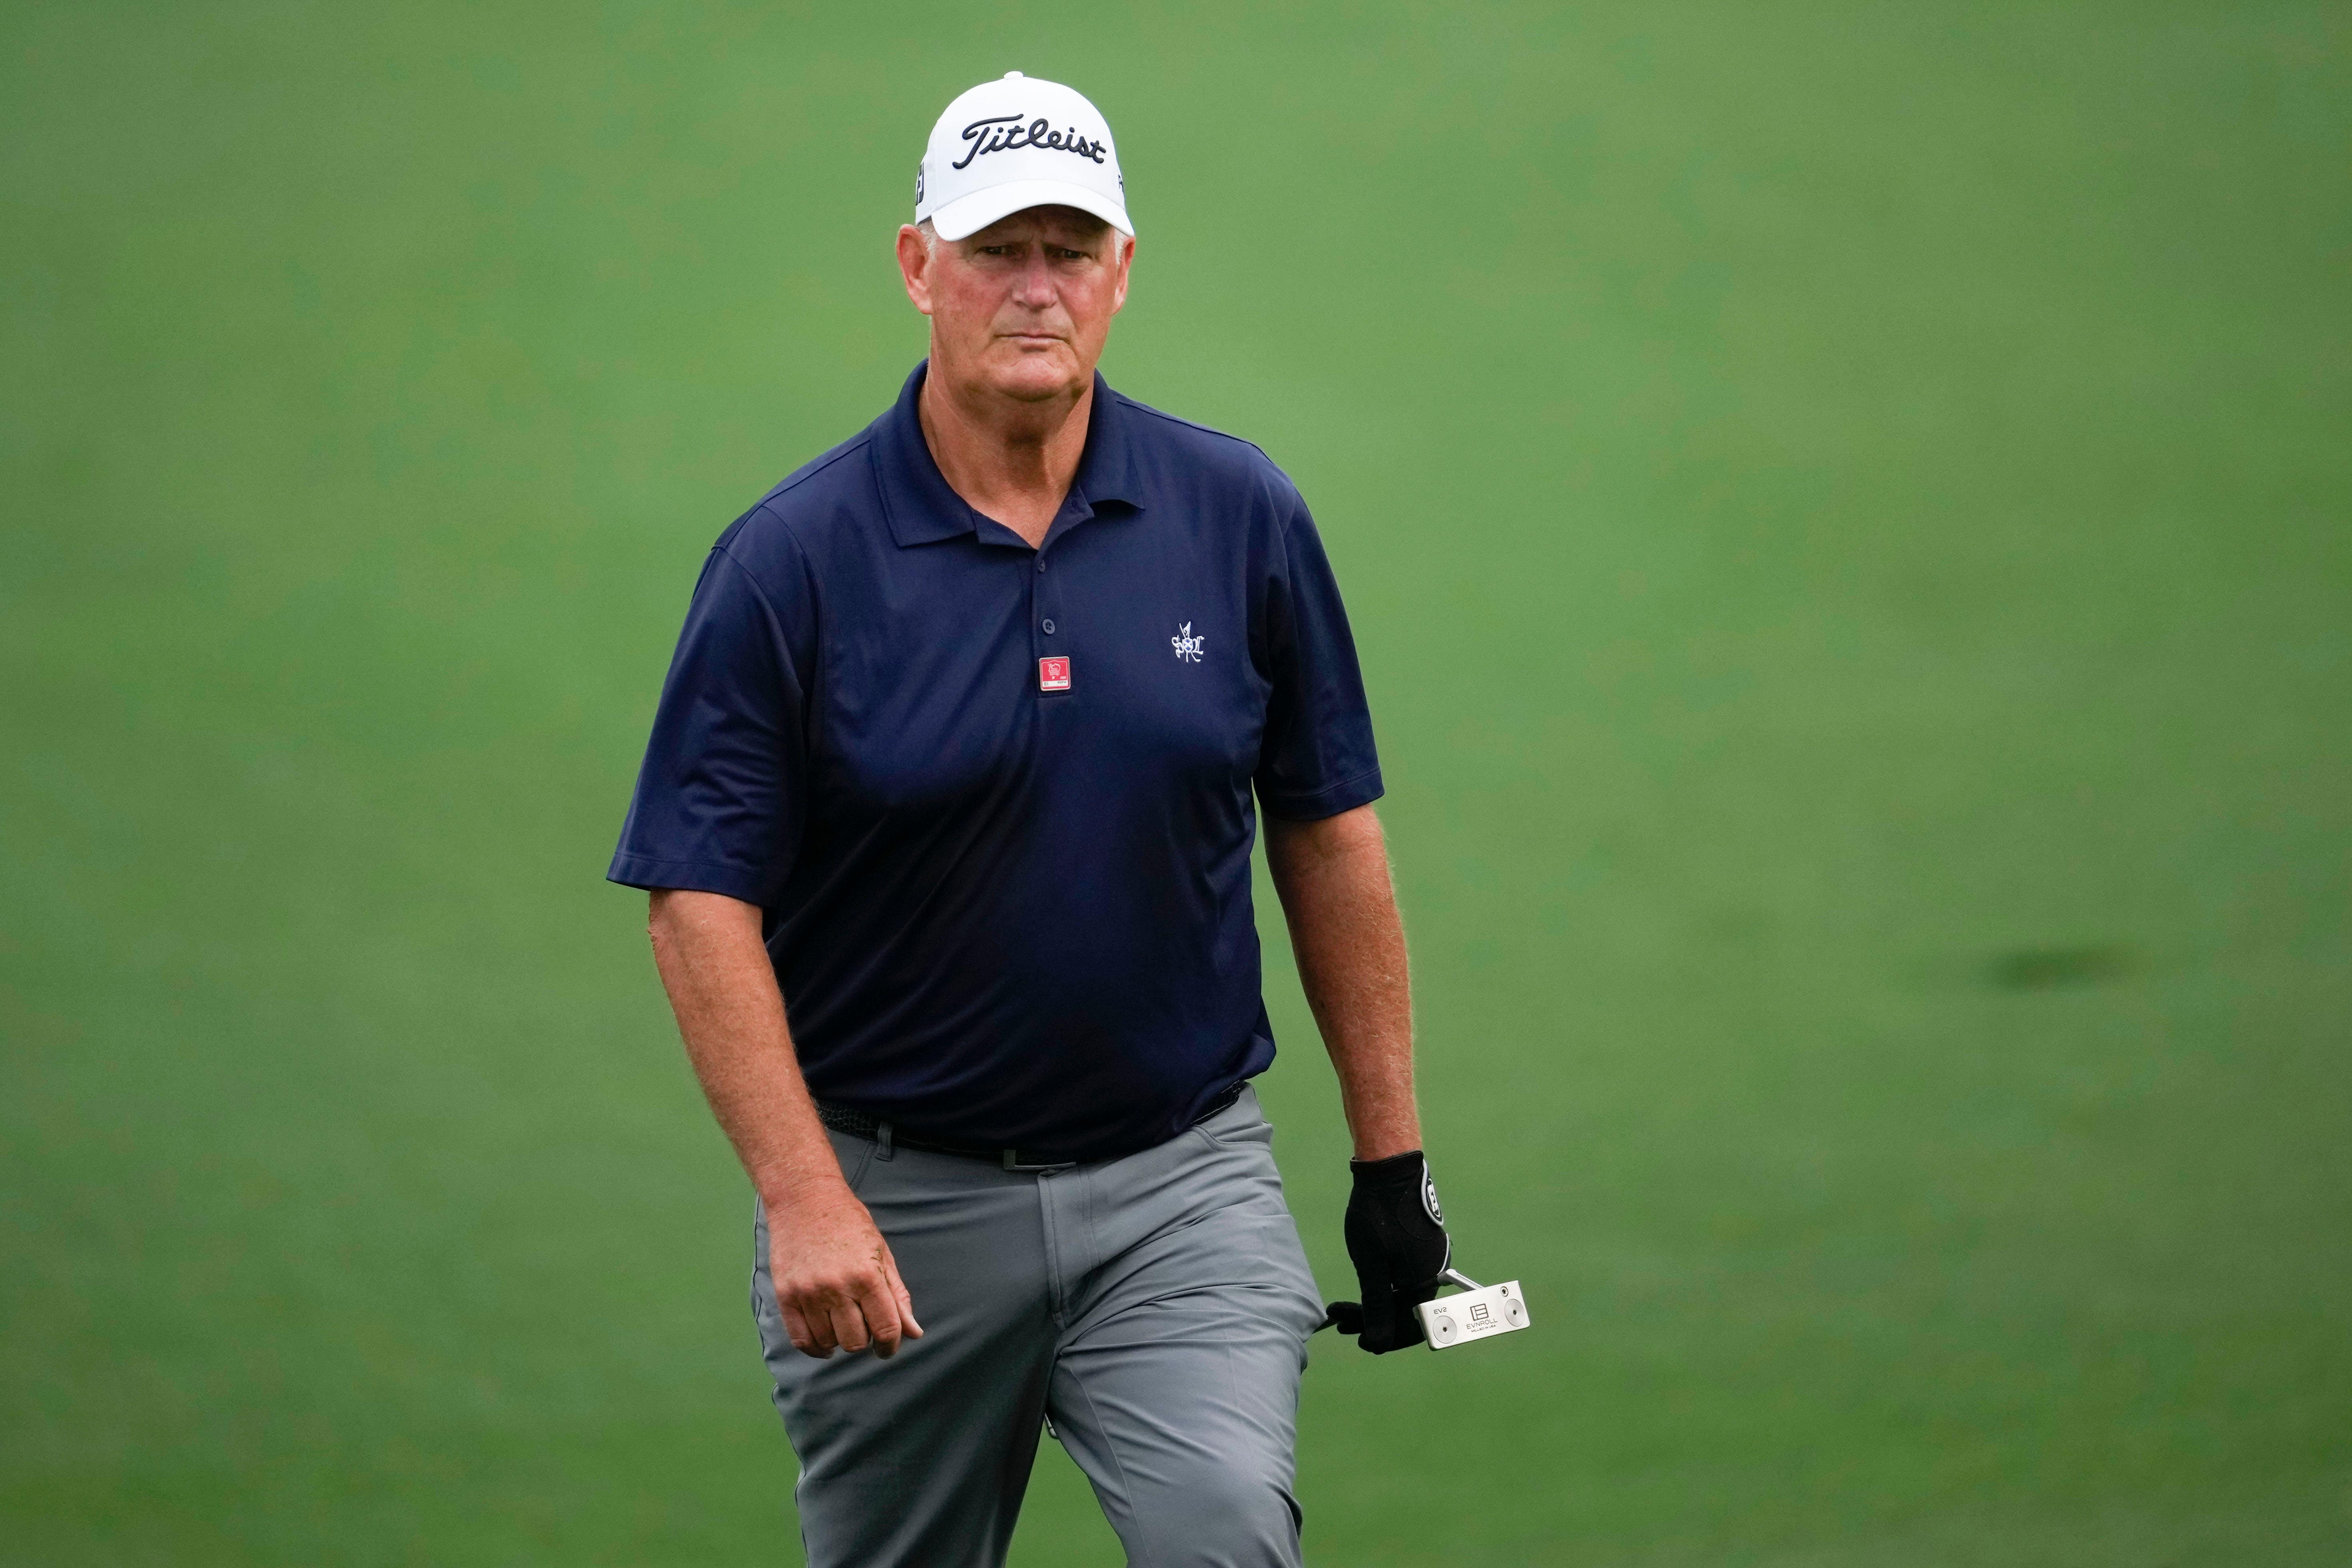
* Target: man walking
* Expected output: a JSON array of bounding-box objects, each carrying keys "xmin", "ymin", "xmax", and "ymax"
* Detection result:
[{"xmin": 609, "ymin": 72, "xmax": 1451, "ymax": 1566}]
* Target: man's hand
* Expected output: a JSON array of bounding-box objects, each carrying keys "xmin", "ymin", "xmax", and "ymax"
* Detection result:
[
  {"xmin": 1331, "ymin": 1149, "xmax": 1452, "ymax": 1353},
  {"xmin": 765, "ymin": 1176, "xmax": 923, "ymax": 1359}
]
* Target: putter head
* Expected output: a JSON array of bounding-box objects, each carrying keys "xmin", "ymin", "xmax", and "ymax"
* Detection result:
[{"xmin": 1414, "ymin": 1278, "xmax": 1530, "ymax": 1350}]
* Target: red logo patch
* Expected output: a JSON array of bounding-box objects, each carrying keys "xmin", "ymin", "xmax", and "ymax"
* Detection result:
[{"xmin": 1038, "ymin": 656, "xmax": 1071, "ymax": 692}]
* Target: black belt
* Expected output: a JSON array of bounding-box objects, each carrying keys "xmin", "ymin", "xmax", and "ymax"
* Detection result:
[{"xmin": 816, "ymin": 1083, "xmax": 1245, "ymax": 1174}]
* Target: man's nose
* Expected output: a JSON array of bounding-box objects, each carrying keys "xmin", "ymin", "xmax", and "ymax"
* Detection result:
[{"xmin": 1010, "ymin": 252, "xmax": 1058, "ymax": 308}]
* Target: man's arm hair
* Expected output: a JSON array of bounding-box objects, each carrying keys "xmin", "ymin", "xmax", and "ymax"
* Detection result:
[
  {"xmin": 647, "ymin": 889, "xmax": 921, "ymax": 1358},
  {"xmin": 1262, "ymin": 804, "xmax": 1421, "ymax": 1159}
]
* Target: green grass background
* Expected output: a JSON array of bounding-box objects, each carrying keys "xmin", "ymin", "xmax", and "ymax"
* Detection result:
[{"xmin": 5, "ymin": 2, "xmax": 2348, "ymax": 1562}]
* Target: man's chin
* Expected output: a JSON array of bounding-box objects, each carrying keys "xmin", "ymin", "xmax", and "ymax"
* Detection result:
[{"xmin": 980, "ymin": 348, "xmax": 1089, "ymax": 403}]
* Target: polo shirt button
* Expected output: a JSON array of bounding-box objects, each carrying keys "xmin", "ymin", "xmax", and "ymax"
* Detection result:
[
  {"xmin": 1035, "ymin": 560, "xmax": 1046, "ymax": 573},
  {"xmin": 1041, "ymin": 618, "xmax": 1056, "ymax": 634}
]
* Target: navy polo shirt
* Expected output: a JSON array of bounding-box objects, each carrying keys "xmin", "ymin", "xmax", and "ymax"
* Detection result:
[{"xmin": 609, "ymin": 362, "xmax": 1382, "ymax": 1161}]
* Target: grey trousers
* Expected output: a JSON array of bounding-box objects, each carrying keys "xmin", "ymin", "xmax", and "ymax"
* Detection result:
[{"xmin": 751, "ymin": 1085, "xmax": 1329, "ymax": 1568}]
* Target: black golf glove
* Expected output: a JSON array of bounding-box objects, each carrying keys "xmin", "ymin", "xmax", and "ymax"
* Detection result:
[{"xmin": 1326, "ymin": 1150, "xmax": 1451, "ymax": 1354}]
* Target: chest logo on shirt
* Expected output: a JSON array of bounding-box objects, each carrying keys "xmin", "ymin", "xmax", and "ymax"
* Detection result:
[
  {"xmin": 1038, "ymin": 655, "xmax": 1072, "ymax": 692},
  {"xmin": 1170, "ymin": 622, "xmax": 1206, "ymax": 664}
]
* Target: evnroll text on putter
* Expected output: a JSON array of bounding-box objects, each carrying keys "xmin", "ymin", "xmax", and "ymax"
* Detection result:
[{"xmin": 1414, "ymin": 1268, "xmax": 1531, "ymax": 1350}]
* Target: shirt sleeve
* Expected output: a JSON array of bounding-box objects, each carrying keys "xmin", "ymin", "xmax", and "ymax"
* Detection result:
[
  {"xmin": 1254, "ymin": 494, "xmax": 1384, "ymax": 820},
  {"xmin": 607, "ymin": 537, "xmax": 814, "ymax": 904}
]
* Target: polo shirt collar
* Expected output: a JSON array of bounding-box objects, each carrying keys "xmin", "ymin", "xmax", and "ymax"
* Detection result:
[{"xmin": 873, "ymin": 360, "xmax": 1145, "ymax": 549}]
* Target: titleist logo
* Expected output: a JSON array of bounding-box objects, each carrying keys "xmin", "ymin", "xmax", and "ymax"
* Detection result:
[{"xmin": 952, "ymin": 113, "xmax": 1109, "ymax": 171}]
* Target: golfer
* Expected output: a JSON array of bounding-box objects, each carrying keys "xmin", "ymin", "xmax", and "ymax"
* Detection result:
[{"xmin": 609, "ymin": 72, "xmax": 1452, "ymax": 1567}]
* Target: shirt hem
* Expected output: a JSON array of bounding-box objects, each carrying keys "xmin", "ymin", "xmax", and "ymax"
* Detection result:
[
  {"xmin": 1257, "ymin": 766, "xmax": 1385, "ymax": 822},
  {"xmin": 606, "ymin": 853, "xmax": 770, "ymax": 905}
]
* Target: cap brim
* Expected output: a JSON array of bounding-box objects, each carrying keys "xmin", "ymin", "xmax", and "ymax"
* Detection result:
[{"xmin": 928, "ymin": 179, "xmax": 1134, "ymax": 242}]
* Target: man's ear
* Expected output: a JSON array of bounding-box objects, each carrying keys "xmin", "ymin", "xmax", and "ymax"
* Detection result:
[
  {"xmin": 896, "ymin": 225, "xmax": 936, "ymax": 317},
  {"xmin": 1110, "ymin": 233, "xmax": 1135, "ymax": 317}
]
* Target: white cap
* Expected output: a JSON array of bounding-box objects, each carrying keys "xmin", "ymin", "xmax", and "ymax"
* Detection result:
[{"xmin": 915, "ymin": 72, "xmax": 1133, "ymax": 241}]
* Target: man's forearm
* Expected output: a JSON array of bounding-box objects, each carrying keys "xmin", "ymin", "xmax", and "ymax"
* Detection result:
[
  {"xmin": 1265, "ymin": 805, "xmax": 1421, "ymax": 1159},
  {"xmin": 646, "ymin": 888, "xmax": 847, "ymax": 1206},
  {"xmin": 647, "ymin": 888, "xmax": 919, "ymax": 1358}
]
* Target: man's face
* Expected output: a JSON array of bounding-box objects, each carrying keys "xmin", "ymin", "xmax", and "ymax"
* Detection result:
[{"xmin": 897, "ymin": 206, "xmax": 1133, "ymax": 404}]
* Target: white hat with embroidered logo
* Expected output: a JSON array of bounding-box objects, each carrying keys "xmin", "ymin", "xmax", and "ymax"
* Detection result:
[{"xmin": 916, "ymin": 72, "xmax": 1133, "ymax": 241}]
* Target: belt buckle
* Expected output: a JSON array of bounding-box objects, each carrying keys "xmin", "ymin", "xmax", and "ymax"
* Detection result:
[{"xmin": 1002, "ymin": 1149, "xmax": 1077, "ymax": 1174}]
